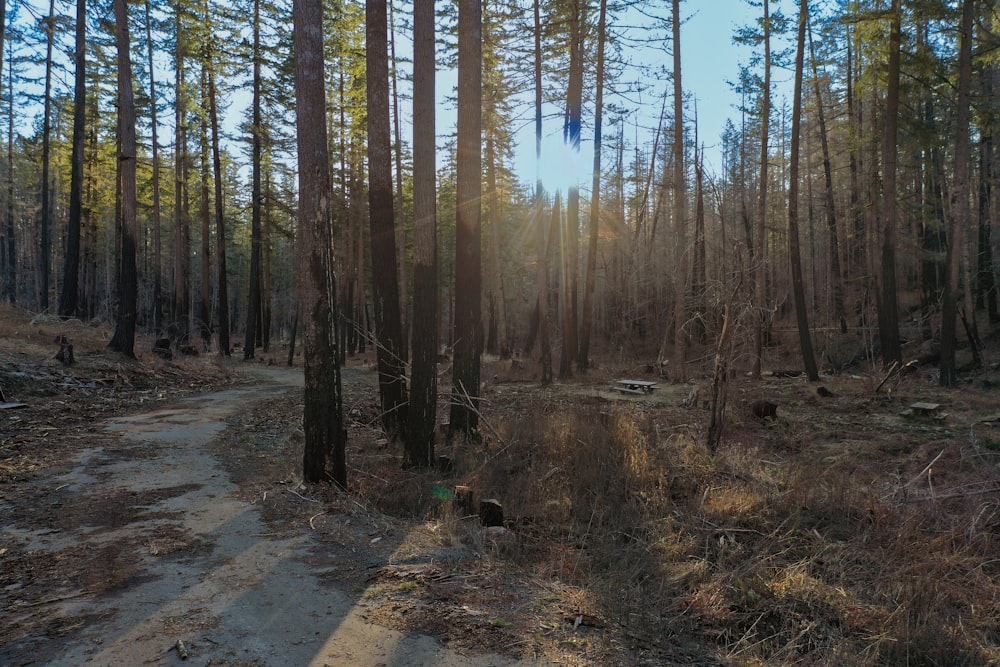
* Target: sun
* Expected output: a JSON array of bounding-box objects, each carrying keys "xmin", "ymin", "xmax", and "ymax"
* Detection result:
[{"xmin": 535, "ymin": 133, "xmax": 589, "ymax": 196}]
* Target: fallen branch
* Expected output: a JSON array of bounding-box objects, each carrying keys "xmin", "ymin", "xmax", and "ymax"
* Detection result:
[
  {"xmin": 903, "ymin": 449, "xmax": 946, "ymax": 489},
  {"xmin": 286, "ymin": 488, "xmax": 321, "ymax": 504},
  {"xmin": 874, "ymin": 361, "xmax": 900, "ymax": 394}
]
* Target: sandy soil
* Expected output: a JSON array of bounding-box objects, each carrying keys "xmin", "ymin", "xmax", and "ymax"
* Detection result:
[{"xmin": 1, "ymin": 365, "xmax": 547, "ymax": 667}]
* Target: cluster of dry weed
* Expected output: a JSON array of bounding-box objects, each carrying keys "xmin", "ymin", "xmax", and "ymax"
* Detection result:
[{"xmin": 355, "ymin": 379, "xmax": 1000, "ymax": 664}]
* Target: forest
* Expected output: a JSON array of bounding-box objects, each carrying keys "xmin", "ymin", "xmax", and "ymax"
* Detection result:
[
  {"xmin": 1, "ymin": 0, "xmax": 996, "ymax": 447},
  {"xmin": 3, "ymin": 0, "xmax": 1000, "ymax": 662}
]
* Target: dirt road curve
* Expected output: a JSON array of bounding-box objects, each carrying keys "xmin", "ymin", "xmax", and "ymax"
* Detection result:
[{"xmin": 2, "ymin": 368, "xmax": 543, "ymax": 667}]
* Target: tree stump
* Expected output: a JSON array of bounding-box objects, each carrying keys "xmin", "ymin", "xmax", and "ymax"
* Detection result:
[
  {"xmin": 751, "ymin": 399, "xmax": 778, "ymax": 420},
  {"xmin": 479, "ymin": 498, "xmax": 503, "ymax": 527},
  {"xmin": 55, "ymin": 337, "xmax": 74, "ymax": 366},
  {"xmin": 453, "ymin": 485, "xmax": 474, "ymax": 516},
  {"xmin": 152, "ymin": 338, "xmax": 173, "ymax": 360}
]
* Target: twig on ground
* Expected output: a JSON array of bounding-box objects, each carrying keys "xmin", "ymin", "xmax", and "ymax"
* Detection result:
[{"xmin": 287, "ymin": 488, "xmax": 321, "ymax": 503}]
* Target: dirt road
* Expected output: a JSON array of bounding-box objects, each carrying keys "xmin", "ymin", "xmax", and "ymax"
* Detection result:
[{"xmin": 1, "ymin": 367, "xmax": 544, "ymax": 666}]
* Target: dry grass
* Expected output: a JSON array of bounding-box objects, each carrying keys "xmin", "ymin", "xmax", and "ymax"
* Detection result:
[{"xmin": 349, "ymin": 333, "xmax": 1000, "ymax": 664}]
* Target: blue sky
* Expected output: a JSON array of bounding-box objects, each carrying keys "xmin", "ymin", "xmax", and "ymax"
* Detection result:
[{"xmin": 517, "ymin": 0, "xmax": 792, "ymax": 194}]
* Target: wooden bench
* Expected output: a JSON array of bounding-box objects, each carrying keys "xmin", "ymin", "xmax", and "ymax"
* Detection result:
[{"xmin": 612, "ymin": 379, "xmax": 657, "ymax": 395}]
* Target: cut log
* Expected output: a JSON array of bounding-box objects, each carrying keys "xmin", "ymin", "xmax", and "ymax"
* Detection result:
[{"xmin": 479, "ymin": 498, "xmax": 503, "ymax": 527}]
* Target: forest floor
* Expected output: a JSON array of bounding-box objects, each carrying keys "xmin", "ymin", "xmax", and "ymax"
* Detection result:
[{"xmin": 3, "ymin": 303, "xmax": 1000, "ymax": 665}]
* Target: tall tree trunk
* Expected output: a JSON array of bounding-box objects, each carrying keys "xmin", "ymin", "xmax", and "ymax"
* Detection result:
[
  {"xmin": 406, "ymin": 0, "xmax": 437, "ymax": 467},
  {"xmin": 198, "ymin": 66, "xmax": 212, "ymax": 350},
  {"xmin": 59, "ymin": 0, "xmax": 86, "ymax": 319},
  {"xmin": 979, "ymin": 126, "xmax": 999, "ymax": 322},
  {"xmin": 579, "ymin": 0, "xmax": 606, "ymax": 372},
  {"xmin": 485, "ymin": 129, "xmax": 508, "ymax": 358},
  {"xmin": 367, "ymin": 0, "xmax": 408, "ymax": 440},
  {"xmin": 39, "ymin": 0, "xmax": 56, "ymax": 312},
  {"xmin": 449, "ymin": 0, "xmax": 482, "ymax": 441},
  {"xmin": 807, "ymin": 21, "xmax": 846, "ymax": 334},
  {"xmin": 245, "ymin": 0, "xmax": 263, "ymax": 360},
  {"xmin": 208, "ymin": 62, "xmax": 230, "ymax": 356},
  {"xmin": 751, "ymin": 0, "xmax": 771, "ymax": 380},
  {"xmin": 563, "ymin": 0, "xmax": 584, "ymax": 376},
  {"xmin": 355, "ymin": 149, "xmax": 366, "ymax": 354},
  {"xmin": 293, "ymin": 0, "xmax": 347, "ymax": 488},
  {"xmin": 788, "ymin": 0, "xmax": 818, "ymax": 381},
  {"xmin": 534, "ymin": 0, "xmax": 551, "ymax": 385},
  {"xmin": 261, "ymin": 171, "xmax": 273, "ymax": 350},
  {"xmin": 667, "ymin": 0, "xmax": 687, "ymax": 378},
  {"xmin": 846, "ymin": 28, "xmax": 864, "ymax": 291},
  {"xmin": 388, "ymin": 0, "xmax": 408, "ymax": 362},
  {"xmin": 940, "ymin": 0, "xmax": 974, "ymax": 386},
  {"xmin": 144, "ymin": 0, "xmax": 163, "ymax": 332},
  {"xmin": 81, "ymin": 94, "xmax": 99, "ymax": 317},
  {"xmin": 878, "ymin": 0, "xmax": 903, "ymax": 368},
  {"xmin": 173, "ymin": 1, "xmax": 190, "ymax": 343},
  {"xmin": 692, "ymin": 142, "xmax": 706, "ymax": 343},
  {"xmin": 0, "ymin": 0, "xmax": 5, "ymax": 302},
  {"xmin": 109, "ymin": 0, "xmax": 138, "ymax": 358},
  {"xmin": 3, "ymin": 39, "xmax": 14, "ymax": 304},
  {"xmin": 978, "ymin": 53, "xmax": 998, "ymax": 323}
]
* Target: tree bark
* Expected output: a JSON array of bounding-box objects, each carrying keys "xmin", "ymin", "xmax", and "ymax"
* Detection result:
[
  {"xmin": 534, "ymin": 0, "xmax": 551, "ymax": 386},
  {"xmin": 173, "ymin": 0, "xmax": 190, "ymax": 343},
  {"xmin": 406, "ymin": 0, "xmax": 437, "ymax": 467},
  {"xmin": 877, "ymin": 0, "xmax": 903, "ymax": 368},
  {"xmin": 388, "ymin": 1, "xmax": 408, "ymax": 363},
  {"xmin": 1, "ymin": 18, "xmax": 12, "ymax": 305},
  {"xmin": 109, "ymin": 0, "xmax": 138, "ymax": 358},
  {"xmin": 198, "ymin": 65, "xmax": 212, "ymax": 350},
  {"xmin": 39, "ymin": 0, "xmax": 56, "ymax": 312},
  {"xmin": 293, "ymin": 0, "xmax": 347, "ymax": 487},
  {"xmin": 367, "ymin": 0, "xmax": 408, "ymax": 441},
  {"xmin": 668, "ymin": 0, "xmax": 687, "ymax": 377},
  {"xmin": 788, "ymin": 0, "xmax": 818, "ymax": 381},
  {"xmin": 449, "ymin": 0, "xmax": 482, "ymax": 442},
  {"xmin": 940, "ymin": 0, "xmax": 974, "ymax": 386},
  {"xmin": 807, "ymin": 21, "xmax": 846, "ymax": 334},
  {"xmin": 145, "ymin": 0, "xmax": 163, "ymax": 333},
  {"xmin": 59, "ymin": 0, "xmax": 86, "ymax": 319},
  {"xmin": 579, "ymin": 0, "xmax": 606, "ymax": 372},
  {"xmin": 245, "ymin": 0, "xmax": 263, "ymax": 360},
  {"xmin": 208, "ymin": 64, "xmax": 230, "ymax": 356},
  {"xmin": 563, "ymin": 0, "xmax": 584, "ymax": 376},
  {"xmin": 751, "ymin": 0, "xmax": 771, "ymax": 380}
]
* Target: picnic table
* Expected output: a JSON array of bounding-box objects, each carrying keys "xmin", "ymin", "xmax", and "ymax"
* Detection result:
[
  {"xmin": 612, "ymin": 379, "xmax": 658, "ymax": 395},
  {"xmin": 900, "ymin": 401, "xmax": 947, "ymax": 421}
]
